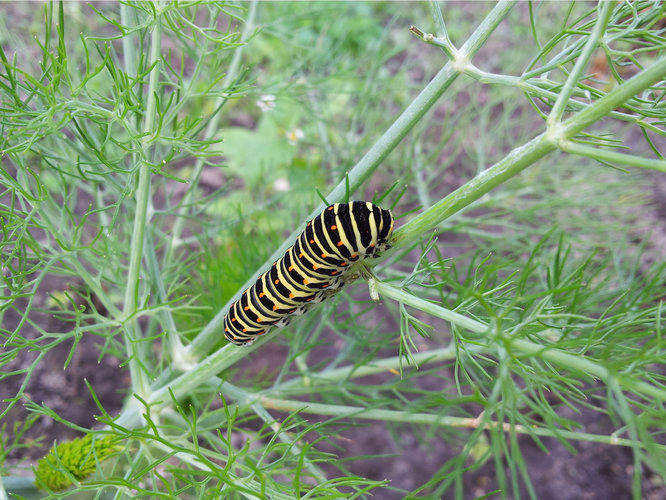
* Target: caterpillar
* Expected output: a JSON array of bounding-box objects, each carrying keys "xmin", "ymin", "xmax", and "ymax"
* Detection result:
[{"xmin": 224, "ymin": 201, "xmax": 394, "ymax": 346}]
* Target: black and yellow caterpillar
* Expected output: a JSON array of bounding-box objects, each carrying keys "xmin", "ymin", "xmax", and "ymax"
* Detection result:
[{"xmin": 224, "ymin": 201, "xmax": 394, "ymax": 345}]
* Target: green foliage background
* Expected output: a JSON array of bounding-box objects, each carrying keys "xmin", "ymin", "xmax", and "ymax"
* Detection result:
[{"xmin": 1, "ymin": 1, "xmax": 665, "ymax": 499}]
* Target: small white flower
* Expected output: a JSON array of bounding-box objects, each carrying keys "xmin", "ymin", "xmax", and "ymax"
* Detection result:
[
  {"xmin": 273, "ymin": 178, "xmax": 290, "ymax": 192},
  {"xmin": 286, "ymin": 128, "xmax": 304, "ymax": 145},
  {"xmin": 256, "ymin": 94, "xmax": 276, "ymax": 112}
]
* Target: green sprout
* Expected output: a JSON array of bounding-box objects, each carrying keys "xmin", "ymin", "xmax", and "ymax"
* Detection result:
[{"xmin": 34, "ymin": 434, "xmax": 120, "ymax": 492}]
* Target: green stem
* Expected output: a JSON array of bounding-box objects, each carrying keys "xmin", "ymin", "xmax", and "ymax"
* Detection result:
[
  {"xmin": 149, "ymin": 343, "xmax": 465, "ymax": 426},
  {"xmin": 272, "ymin": 344, "xmax": 461, "ymax": 394},
  {"xmin": 393, "ymin": 127, "xmax": 556, "ymax": 248},
  {"xmin": 560, "ymin": 54, "xmax": 666, "ymax": 138},
  {"xmin": 375, "ymin": 283, "xmax": 666, "ymax": 402},
  {"xmin": 258, "ymin": 396, "xmax": 660, "ymax": 450},
  {"xmin": 145, "ymin": 235, "xmax": 186, "ymax": 359},
  {"xmin": 188, "ymin": 0, "xmax": 518, "ymax": 358},
  {"xmin": 428, "ymin": 0, "xmax": 447, "ymax": 38},
  {"xmin": 119, "ymin": 2, "xmax": 138, "ymax": 120},
  {"xmin": 376, "ymin": 281, "xmax": 486, "ymax": 333},
  {"xmin": 116, "ymin": 340, "xmax": 262, "ymax": 429},
  {"xmin": 164, "ymin": 1, "xmax": 258, "ymax": 266},
  {"xmin": 463, "ymin": 68, "xmax": 664, "ymax": 135},
  {"xmin": 393, "ymin": 54, "xmax": 666, "ymax": 251},
  {"xmin": 510, "ymin": 338, "xmax": 666, "ymax": 402},
  {"xmin": 547, "ymin": 1, "xmax": 613, "ymax": 126},
  {"xmin": 127, "ymin": 3, "xmax": 260, "ymax": 374},
  {"xmin": 561, "ymin": 141, "xmax": 666, "ymax": 172},
  {"xmin": 121, "ymin": 7, "xmax": 163, "ymax": 398}
]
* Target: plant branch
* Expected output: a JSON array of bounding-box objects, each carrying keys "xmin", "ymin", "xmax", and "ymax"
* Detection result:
[
  {"xmin": 547, "ymin": 1, "xmax": 613, "ymax": 126},
  {"xmin": 375, "ymin": 282, "xmax": 666, "ymax": 402},
  {"xmin": 272, "ymin": 344, "xmax": 462, "ymax": 394},
  {"xmin": 561, "ymin": 141, "xmax": 666, "ymax": 172},
  {"xmin": 187, "ymin": 0, "xmax": 518, "ymax": 359},
  {"xmin": 393, "ymin": 54, "xmax": 666, "ymax": 251},
  {"xmin": 560, "ymin": 54, "xmax": 666, "ymax": 138},
  {"xmin": 258, "ymin": 396, "xmax": 662, "ymax": 451},
  {"xmin": 121, "ymin": 6, "xmax": 163, "ymax": 398},
  {"xmin": 164, "ymin": 0, "xmax": 258, "ymax": 266},
  {"xmin": 461, "ymin": 68, "xmax": 665, "ymax": 136}
]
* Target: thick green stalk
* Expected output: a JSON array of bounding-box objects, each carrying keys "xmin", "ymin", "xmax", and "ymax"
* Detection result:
[
  {"xmin": 376, "ymin": 281, "xmax": 487, "ymax": 333},
  {"xmin": 187, "ymin": 0, "xmax": 518, "ymax": 358},
  {"xmin": 394, "ymin": 54, "xmax": 666, "ymax": 250},
  {"xmin": 428, "ymin": 0, "xmax": 447, "ymax": 38},
  {"xmin": 510, "ymin": 339, "xmax": 666, "ymax": 402},
  {"xmin": 560, "ymin": 54, "xmax": 666, "ymax": 138},
  {"xmin": 393, "ymin": 128, "xmax": 556, "ymax": 248},
  {"xmin": 116, "ymin": 339, "xmax": 262, "ymax": 428},
  {"xmin": 160, "ymin": 2, "xmax": 259, "ymax": 369},
  {"xmin": 121, "ymin": 7, "xmax": 163, "ymax": 398}
]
